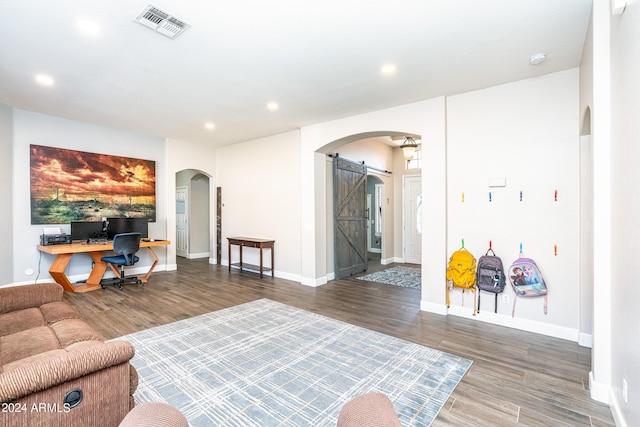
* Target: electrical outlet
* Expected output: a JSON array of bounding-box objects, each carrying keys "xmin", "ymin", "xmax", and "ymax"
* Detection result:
[
  {"xmin": 623, "ymin": 379, "xmax": 628, "ymax": 403},
  {"xmin": 502, "ymin": 294, "xmax": 509, "ymax": 304}
]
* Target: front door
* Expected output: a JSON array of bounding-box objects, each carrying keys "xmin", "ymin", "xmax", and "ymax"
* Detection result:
[
  {"xmin": 404, "ymin": 175, "xmax": 422, "ymax": 264},
  {"xmin": 333, "ymin": 156, "xmax": 368, "ymax": 279}
]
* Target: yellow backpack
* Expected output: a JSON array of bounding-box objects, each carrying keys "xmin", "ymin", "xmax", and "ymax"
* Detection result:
[{"xmin": 446, "ymin": 247, "xmax": 478, "ymax": 314}]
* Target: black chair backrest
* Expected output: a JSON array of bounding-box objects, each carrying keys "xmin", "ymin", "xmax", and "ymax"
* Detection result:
[{"xmin": 112, "ymin": 232, "xmax": 142, "ymax": 265}]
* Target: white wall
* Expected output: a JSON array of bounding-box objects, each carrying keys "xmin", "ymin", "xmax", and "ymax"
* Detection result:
[
  {"xmin": 11, "ymin": 110, "xmax": 169, "ymax": 284},
  {"xmin": 215, "ymin": 130, "xmax": 301, "ymax": 281},
  {"xmin": 609, "ymin": 1, "xmax": 640, "ymax": 424},
  {"xmin": 445, "ymin": 69, "xmax": 581, "ymax": 338},
  {"xmin": 589, "ymin": 0, "xmax": 614, "ymax": 406},
  {"xmin": 0, "ymin": 104, "xmax": 14, "ymax": 285}
]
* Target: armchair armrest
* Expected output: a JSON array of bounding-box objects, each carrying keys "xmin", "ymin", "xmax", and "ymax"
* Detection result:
[
  {"xmin": 0, "ymin": 283, "xmax": 64, "ymax": 314},
  {"xmin": 0, "ymin": 340, "xmax": 135, "ymax": 402},
  {"xmin": 119, "ymin": 402, "xmax": 189, "ymax": 427}
]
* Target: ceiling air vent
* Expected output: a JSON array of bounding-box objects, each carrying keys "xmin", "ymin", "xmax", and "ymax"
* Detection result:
[{"xmin": 135, "ymin": 5, "xmax": 190, "ymax": 39}]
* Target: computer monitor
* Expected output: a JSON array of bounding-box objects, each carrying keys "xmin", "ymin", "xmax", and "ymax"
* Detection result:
[
  {"xmin": 70, "ymin": 221, "xmax": 106, "ymax": 242},
  {"xmin": 107, "ymin": 217, "xmax": 149, "ymax": 239}
]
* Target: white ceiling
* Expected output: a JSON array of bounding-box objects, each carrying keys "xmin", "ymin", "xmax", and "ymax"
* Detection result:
[{"xmin": 0, "ymin": 0, "xmax": 592, "ymax": 147}]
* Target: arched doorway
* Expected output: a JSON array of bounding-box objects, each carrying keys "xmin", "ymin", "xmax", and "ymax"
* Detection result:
[
  {"xmin": 175, "ymin": 169, "xmax": 212, "ymax": 260},
  {"xmin": 317, "ymin": 132, "xmax": 419, "ymax": 280}
]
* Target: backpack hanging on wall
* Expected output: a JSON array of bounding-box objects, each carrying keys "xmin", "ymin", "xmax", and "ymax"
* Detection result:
[
  {"xmin": 476, "ymin": 247, "xmax": 506, "ymax": 314},
  {"xmin": 446, "ymin": 246, "xmax": 477, "ymax": 314},
  {"xmin": 508, "ymin": 252, "xmax": 548, "ymax": 317}
]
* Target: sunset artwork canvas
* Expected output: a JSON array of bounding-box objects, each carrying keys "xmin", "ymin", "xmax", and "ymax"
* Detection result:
[{"xmin": 30, "ymin": 145, "xmax": 156, "ymax": 224}]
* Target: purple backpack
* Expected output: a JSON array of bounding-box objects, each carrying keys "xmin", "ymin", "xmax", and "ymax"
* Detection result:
[{"xmin": 508, "ymin": 253, "xmax": 548, "ymax": 317}]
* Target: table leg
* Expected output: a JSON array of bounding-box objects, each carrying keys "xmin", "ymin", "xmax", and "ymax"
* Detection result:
[
  {"xmin": 49, "ymin": 253, "xmax": 103, "ymax": 293},
  {"xmin": 271, "ymin": 245, "xmax": 274, "ymax": 277},
  {"xmin": 228, "ymin": 240, "xmax": 231, "ymax": 272},
  {"xmin": 239, "ymin": 244, "xmax": 243, "ymax": 271},
  {"xmin": 48, "ymin": 253, "xmax": 75, "ymax": 292},
  {"xmin": 86, "ymin": 251, "xmax": 108, "ymax": 287},
  {"xmin": 139, "ymin": 247, "xmax": 160, "ymax": 282},
  {"xmin": 259, "ymin": 245, "xmax": 264, "ymax": 278}
]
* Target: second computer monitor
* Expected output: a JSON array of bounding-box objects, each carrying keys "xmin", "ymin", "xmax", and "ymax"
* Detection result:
[
  {"xmin": 107, "ymin": 217, "xmax": 149, "ymax": 239},
  {"xmin": 71, "ymin": 221, "xmax": 106, "ymax": 242}
]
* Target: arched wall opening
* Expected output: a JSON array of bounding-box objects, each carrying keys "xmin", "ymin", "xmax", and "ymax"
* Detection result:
[
  {"xmin": 175, "ymin": 169, "xmax": 215, "ymax": 263},
  {"xmin": 298, "ymin": 96, "xmax": 447, "ymax": 313},
  {"xmin": 320, "ymin": 134, "xmax": 402, "ymax": 279}
]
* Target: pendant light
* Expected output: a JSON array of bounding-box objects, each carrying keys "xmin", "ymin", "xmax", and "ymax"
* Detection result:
[{"xmin": 400, "ymin": 136, "xmax": 418, "ymax": 160}]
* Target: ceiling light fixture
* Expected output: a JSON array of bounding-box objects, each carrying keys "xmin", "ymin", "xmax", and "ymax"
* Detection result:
[
  {"xmin": 529, "ymin": 53, "xmax": 546, "ymax": 65},
  {"xmin": 35, "ymin": 74, "xmax": 55, "ymax": 87},
  {"xmin": 204, "ymin": 123, "xmax": 215, "ymax": 130},
  {"xmin": 77, "ymin": 18, "xmax": 101, "ymax": 36},
  {"xmin": 267, "ymin": 102, "xmax": 279, "ymax": 111},
  {"xmin": 400, "ymin": 136, "xmax": 419, "ymax": 160},
  {"xmin": 381, "ymin": 64, "xmax": 396, "ymax": 75}
]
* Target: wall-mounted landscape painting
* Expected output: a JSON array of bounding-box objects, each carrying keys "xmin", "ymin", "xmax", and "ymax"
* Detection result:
[{"xmin": 30, "ymin": 145, "xmax": 156, "ymax": 224}]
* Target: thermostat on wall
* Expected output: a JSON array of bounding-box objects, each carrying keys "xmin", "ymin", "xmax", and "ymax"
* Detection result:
[{"xmin": 488, "ymin": 177, "xmax": 507, "ymax": 188}]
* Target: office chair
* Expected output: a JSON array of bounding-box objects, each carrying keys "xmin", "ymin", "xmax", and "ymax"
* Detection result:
[{"xmin": 100, "ymin": 232, "xmax": 143, "ymax": 290}]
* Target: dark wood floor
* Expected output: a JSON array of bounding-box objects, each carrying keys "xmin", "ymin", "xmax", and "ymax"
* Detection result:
[{"xmin": 63, "ymin": 258, "xmax": 615, "ymax": 427}]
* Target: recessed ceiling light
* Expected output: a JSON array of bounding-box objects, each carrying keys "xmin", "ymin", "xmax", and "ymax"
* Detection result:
[
  {"xmin": 204, "ymin": 122, "xmax": 215, "ymax": 130},
  {"xmin": 529, "ymin": 53, "xmax": 547, "ymax": 65},
  {"xmin": 267, "ymin": 102, "xmax": 279, "ymax": 111},
  {"xmin": 77, "ymin": 18, "xmax": 101, "ymax": 37},
  {"xmin": 35, "ymin": 74, "xmax": 55, "ymax": 87},
  {"xmin": 381, "ymin": 64, "xmax": 396, "ymax": 75}
]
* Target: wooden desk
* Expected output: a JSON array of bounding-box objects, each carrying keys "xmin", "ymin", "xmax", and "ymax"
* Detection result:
[
  {"xmin": 227, "ymin": 237, "xmax": 274, "ymax": 278},
  {"xmin": 37, "ymin": 240, "xmax": 170, "ymax": 293}
]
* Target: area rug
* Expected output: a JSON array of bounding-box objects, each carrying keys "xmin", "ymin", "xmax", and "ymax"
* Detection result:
[
  {"xmin": 114, "ymin": 299, "xmax": 470, "ymax": 426},
  {"xmin": 357, "ymin": 266, "xmax": 421, "ymax": 289}
]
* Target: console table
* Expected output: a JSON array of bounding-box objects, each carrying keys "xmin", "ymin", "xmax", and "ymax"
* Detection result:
[
  {"xmin": 227, "ymin": 237, "xmax": 275, "ymax": 278},
  {"xmin": 37, "ymin": 240, "xmax": 170, "ymax": 293}
]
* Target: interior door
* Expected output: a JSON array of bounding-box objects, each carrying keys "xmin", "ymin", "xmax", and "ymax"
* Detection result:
[
  {"xmin": 404, "ymin": 175, "xmax": 422, "ymax": 264},
  {"xmin": 176, "ymin": 186, "xmax": 188, "ymax": 258},
  {"xmin": 333, "ymin": 156, "xmax": 367, "ymax": 279}
]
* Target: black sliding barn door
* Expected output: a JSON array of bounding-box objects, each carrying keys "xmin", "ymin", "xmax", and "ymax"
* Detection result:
[{"xmin": 333, "ymin": 155, "xmax": 368, "ymax": 279}]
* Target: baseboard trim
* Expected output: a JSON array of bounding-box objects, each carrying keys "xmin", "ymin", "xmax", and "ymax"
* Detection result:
[
  {"xmin": 301, "ymin": 276, "xmax": 328, "ymax": 287},
  {"xmin": 578, "ymin": 332, "xmax": 593, "ymax": 348},
  {"xmin": 420, "ymin": 300, "xmax": 448, "ymax": 315},
  {"xmin": 185, "ymin": 252, "xmax": 209, "ymax": 259},
  {"xmin": 609, "ymin": 386, "xmax": 629, "ymax": 427},
  {"xmin": 589, "ymin": 371, "xmax": 611, "ymax": 404},
  {"xmin": 445, "ymin": 306, "xmax": 580, "ymax": 342}
]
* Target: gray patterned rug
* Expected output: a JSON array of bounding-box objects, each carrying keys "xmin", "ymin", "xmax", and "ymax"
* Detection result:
[
  {"xmin": 115, "ymin": 299, "xmax": 470, "ymax": 426},
  {"xmin": 357, "ymin": 266, "xmax": 421, "ymax": 289}
]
